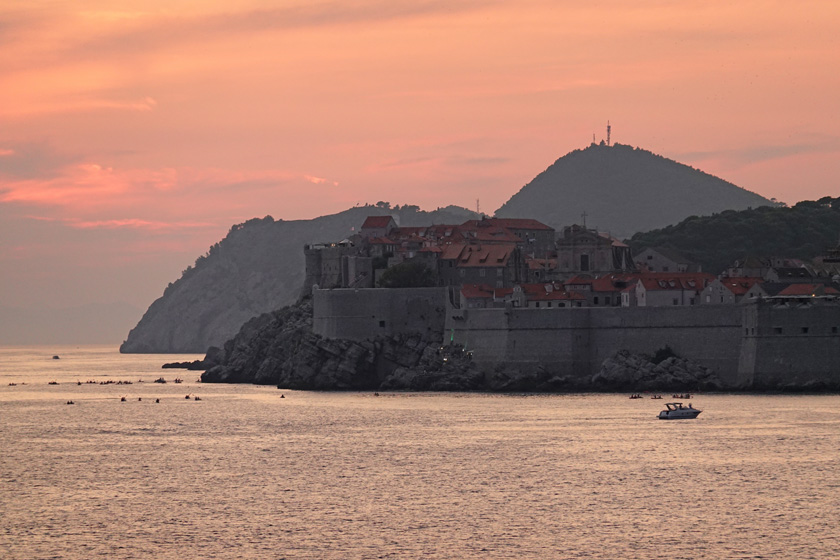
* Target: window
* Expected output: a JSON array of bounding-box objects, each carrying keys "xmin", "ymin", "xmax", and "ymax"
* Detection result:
[
  {"xmin": 497, "ymin": 268, "xmax": 503, "ymax": 276},
  {"xmin": 801, "ymin": 327, "xmax": 809, "ymax": 334},
  {"xmin": 773, "ymin": 327, "xmax": 783, "ymax": 335},
  {"xmin": 547, "ymin": 302, "xmax": 552, "ymax": 307},
  {"xmin": 535, "ymin": 302, "xmax": 540, "ymax": 307},
  {"xmin": 833, "ymin": 327, "xmax": 839, "ymax": 334},
  {"xmin": 379, "ymin": 320, "xmax": 386, "ymax": 328},
  {"xmin": 480, "ymin": 269, "xmax": 486, "ymax": 277},
  {"xmin": 593, "ymin": 296, "xmax": 599, "ymax": 305},
  {"xmin": 604, "ymin": 296, "xmax": 610, "ymax": 306},
  {"xmin": 745, "ymin": 328, "xmax": 749, "ymax": 335},
  {"xmin": 663, "ymin": 266, "xmax": 669, "ymax": 272},
  {"xmin": 580, "ymin": 254, "xmax": 590, "ymax": 272},
  {"xmin": 672, "ymin": 298, "xmax": 679, "ymax": 305},
  {"xmin": 459, "ymin": 269, "xmax": 465, "ymax": 277},
  {"xmin": 706, "ymin": 295, "xmax": 711, "ymax": 303}
]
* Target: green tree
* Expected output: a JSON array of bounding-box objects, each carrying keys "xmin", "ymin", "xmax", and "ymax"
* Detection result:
[{"xmin": 378, "ymin": 261, "xmax": 436, "ymax": 288}]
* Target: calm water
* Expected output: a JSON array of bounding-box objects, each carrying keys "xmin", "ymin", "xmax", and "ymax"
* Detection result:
[{"xmin": 2, "ymin": 346, "xmax": 839, "ymax": 559}]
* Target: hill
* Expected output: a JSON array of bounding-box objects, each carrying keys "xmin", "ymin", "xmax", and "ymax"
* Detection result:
[
  {"xmin": 120, "ymin": 204, "xmax": 478, "ymax": 353},
  {"xmin": 627, "ymin": 197, "xmax": 840, "ymax": 274},
  {"xmin": 495, "ymin": 142, "xmax": 775, "ymax": 237}
]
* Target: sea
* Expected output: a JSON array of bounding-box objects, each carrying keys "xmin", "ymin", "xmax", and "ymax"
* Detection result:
[{"xmin": 1, "ymin": 345, "xmax": 839, "ymax": 560}]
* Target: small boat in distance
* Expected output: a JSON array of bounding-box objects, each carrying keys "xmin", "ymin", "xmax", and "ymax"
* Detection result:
[{"xmin": 658, "ymin": 402, "xmax": 701, "ymax": 420}]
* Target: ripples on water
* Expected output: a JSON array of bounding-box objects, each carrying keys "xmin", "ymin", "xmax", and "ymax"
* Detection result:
[{"xmin": 1, "ymin": 346, "xmax": 839, "ymax": 559}]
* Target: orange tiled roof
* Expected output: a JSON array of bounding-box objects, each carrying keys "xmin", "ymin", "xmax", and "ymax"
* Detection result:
[
  {"xmin": 361, "ymin": 216, "xmax": 394, "ymax": 229},
  {"xmin": 461, "ymin": 283, "xmax": 495, "ymax": 299},
  {"xmin": 484, "ymin": 218, "xmax": 553, "ymax": 231},
  {"xmin": 637, "ymin": 272, "xmax": 715, "ymax": 292},
  {"xmin": 719, "ymin": 277, "xmax": 763, "ymax": 296},
  {"xmin": 777, "ymin": 283, "xmax": 824, "ymax": 296}
]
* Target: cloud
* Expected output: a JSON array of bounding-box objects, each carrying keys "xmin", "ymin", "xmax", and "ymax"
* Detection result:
[
  {"xmin": 304, "ymin": 174, "xmax": 339, "ymax": 186},
  {"xmin": 677, "ymin": 138, "xmax": 840, "ymax": 167},
  {"xmin": 0, "ymin": 142, "xmax": 82, "ymax": 180},
  {"xmin": 0, "ymin": 159, "xmax": 350, "ymax": 229},
  {"xmin": 15, "ymin": 1, "xmax": 500, "ymax": 68}
]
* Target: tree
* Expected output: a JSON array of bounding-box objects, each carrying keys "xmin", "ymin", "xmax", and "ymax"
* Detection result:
[{"xmin": 378, "ymin": 261, "xmax": 436, "ymax": 288}]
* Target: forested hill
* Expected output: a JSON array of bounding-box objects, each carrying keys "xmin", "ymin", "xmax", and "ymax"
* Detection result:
[
  {"xmin": 120, "ymin": 203, "xmax": 478, "ymax": 353},
  {"xmin": 495, "ymin": 143, "xmax": 775, "ymax": 237},
  {"xmin": 628, "ymin": 197, "xmax": 840, "ymax": 274}
]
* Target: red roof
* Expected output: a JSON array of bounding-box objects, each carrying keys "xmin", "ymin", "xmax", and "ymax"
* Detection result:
[
  {"xmin": 636, "ymin": 272, "xmax": 716, "ymax": 292},
  {"xmin": 361, "ymin": 215, "xmax": 395, "ymax": 229},
  {"xmin": 526, "ymin": 258, "xmax": 558, "ymax": 270},
  {"xmin": 461, "ymin": 283, "xmax": 495, "ymax": 299},
  {"xmin": 441, "ymin": 243, "xmax": 516, "ymax": 267},
  {"xmin": 777, "ymin": 283, "xmax": 826, "ymax": 296},
  {"xmin": 484, "ymin": 218, "xmax": 553, "ymax": 231},
  {"xmin": 719, "ymin": 277, "xmax": 763, "ymax": 296},
  {"xmin": 519, "ymin": 283, "xmax": 585, "ymax": 301}
]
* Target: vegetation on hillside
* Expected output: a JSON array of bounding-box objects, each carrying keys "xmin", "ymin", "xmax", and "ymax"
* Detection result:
[{"xmin": 628, "ymin": 196, "xmax": 840, "ymax": 274}]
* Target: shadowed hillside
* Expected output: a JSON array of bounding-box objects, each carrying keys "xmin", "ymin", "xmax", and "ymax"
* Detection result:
[
  {"xmin": 627, "ymin": 197, "xmax": 840, "ymax": 275},
  {"xmin": 495, "ymin": 143, "xmax": 775, "ymax": 237},
  {"xmin": 120, "ymin": 204, "xmax": 478, "ymax": 353}
]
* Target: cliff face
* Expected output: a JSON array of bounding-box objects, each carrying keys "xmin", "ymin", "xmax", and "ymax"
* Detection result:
[
  {"xmin": 495, "ymin": 143, "xmax": 775, "ymax": 238},
  {"xmin": 121, "ymin": 205, "xmax": 477, "ymax": 353}
]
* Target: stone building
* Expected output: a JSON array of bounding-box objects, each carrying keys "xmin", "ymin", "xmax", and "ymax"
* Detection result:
[{"xmin": 555, "ymin": 225, "xmax": 635, "ymax": 277}]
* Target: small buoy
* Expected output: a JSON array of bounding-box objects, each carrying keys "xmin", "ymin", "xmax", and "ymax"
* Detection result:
[
  {"xmin": 194, "ymin": 396, "xmax": 201, "ymax": 401},
  {"xmin": 120, "ymin": 396, "xmax": 126, "ymax": 402},
  {"xmin": 280, "ymin": 394, "xmax": 285, "ymax": 398},
  {"xmin": 185, "ymin": 395, "xmax": 190, "ymax": 399},
  {"xmin": 155, "ymin": 398, "xmax": 160, "ymax": 403},
  {"xmin": 138, "ymin": 397, "xmax": 142, "ymax": 401},
  {"xmin": 66, "ymin": 400, "xmax": 74, "ymax": 405}
]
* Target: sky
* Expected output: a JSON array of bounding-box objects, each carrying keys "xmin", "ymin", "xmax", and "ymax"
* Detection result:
[{"xmin": 2, "ymin": 0, "xmax": 840, "ymax": 321}]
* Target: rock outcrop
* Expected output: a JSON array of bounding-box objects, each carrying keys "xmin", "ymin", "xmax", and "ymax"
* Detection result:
[
  {"xmin": 592, "ymin": 350, "xmax": 722, "ymax": 391},
  {"xmin": 201, "ymin": 299, "xmax": 486, "ymax": 390}
]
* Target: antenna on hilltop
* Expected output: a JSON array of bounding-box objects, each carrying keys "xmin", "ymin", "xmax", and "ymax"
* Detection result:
[{"xmin": 607, "ymin": 120, "xmax": 611, "ymax": 146}]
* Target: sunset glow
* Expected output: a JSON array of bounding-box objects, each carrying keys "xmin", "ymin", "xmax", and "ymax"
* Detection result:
[{"xmin": 2, "ymin": 0, "xmax": 840, "ymax": 311}]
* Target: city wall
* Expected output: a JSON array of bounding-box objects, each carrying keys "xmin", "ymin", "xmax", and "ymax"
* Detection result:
[
  {"xmin": 449, "ymin": 305, "xmax": 745, "ymax": 384},
  {"xmin": 313, "ymin": 288, "xmax": 840, "ymax": 389},
  {"xmin": 313, "ymin": 287, "xmax": 448, "ymax": 341}
]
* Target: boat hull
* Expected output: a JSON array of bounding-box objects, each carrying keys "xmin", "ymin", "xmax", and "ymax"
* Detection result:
[{"xmin": 658, "ymin": 410, "xmax": 701, "ymax": 420}]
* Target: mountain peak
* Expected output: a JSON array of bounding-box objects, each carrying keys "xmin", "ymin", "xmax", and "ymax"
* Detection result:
[{"xmin": 495, "ymin": 143, "xmax": 774, "ymax": 238}]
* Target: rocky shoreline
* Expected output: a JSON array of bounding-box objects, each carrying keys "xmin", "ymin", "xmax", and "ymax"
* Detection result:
[{"xmin": 198, "ymin": 299, "xmax": 738, "ymax": 392}]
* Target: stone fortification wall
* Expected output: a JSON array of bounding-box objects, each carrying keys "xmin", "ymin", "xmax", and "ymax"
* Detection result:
[
  {"xmin": 312, "ymin": 289, "xmax": 840, "ymax": 390},
  {"xmin": 314, "ymin": 287, "xmax": 447, "ymax": 341},
  {"xmin": 449, "ymin": 305, "xmax": 743, "ymax": 384},
  {"xmin": 739, "ymin": 300, "xmax": 840, "ymax": 389}
]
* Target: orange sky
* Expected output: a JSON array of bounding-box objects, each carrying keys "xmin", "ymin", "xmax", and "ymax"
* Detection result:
[{"xmin": 2, "ymin": 0, "xmax": 840, "ymax": 313}]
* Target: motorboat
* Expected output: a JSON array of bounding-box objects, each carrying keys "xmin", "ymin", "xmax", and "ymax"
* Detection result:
[{"xmin": 658, "ymin": 402, "xmax": 701, "ymax": 420}]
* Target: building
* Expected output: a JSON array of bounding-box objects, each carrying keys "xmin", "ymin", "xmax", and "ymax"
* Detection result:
[
  {"xmin": 634, "ymin": 247, "xmax": 701, "ymax": 273},
  {"xmin": 555, "ymin": 225, "xmax": 635, "ymax": 276}
]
